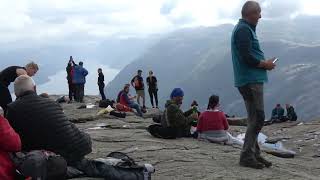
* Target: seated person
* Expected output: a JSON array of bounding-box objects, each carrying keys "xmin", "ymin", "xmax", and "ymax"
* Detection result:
[
  {"xmin": 7, "ymin": 75, "xmax": 92, "ymax": 166},
  {"xmin": 0, "ymin": 115, "xmax": 21, "ymax": 180},
  {"xmin": 197, "ymin": 95, "xmax": 229, "ymax": 144},
  {"xmin": 119, "ymin": 84, "xmax": 143, "ymax": 117},
  {"xmin": 148, "ymin": 88, "xmax": 198, "ymax": 138},
  {"xmin": 271, "ymin": 104, "xmax": 285, "ymax": 123},
  {"xmin": 286, "ymin": 104, "xmax": 297, "ymax": 121}
]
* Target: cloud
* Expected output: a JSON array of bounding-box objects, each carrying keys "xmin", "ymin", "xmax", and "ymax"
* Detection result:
[{"xmin": 0, "ymin": 0, "xmax": 318, "ymax": 46}]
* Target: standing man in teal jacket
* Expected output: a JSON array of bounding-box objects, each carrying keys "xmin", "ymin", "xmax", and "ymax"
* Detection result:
[{"xmin": 231, "ymin": 1, "xmax": 276, "ymax": 169}]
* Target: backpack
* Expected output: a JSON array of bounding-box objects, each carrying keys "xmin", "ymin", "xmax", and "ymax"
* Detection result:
[
  {"xmin": 11, "ymin": 150, "xmax": 67, "ymax": 180},
  {"xmin": 73, "ymin": 152, "xmax": 155, "ymax": 180},
  {"xmin": 99, "ymin": 99, "xmax": 115, "ymax": 108}
]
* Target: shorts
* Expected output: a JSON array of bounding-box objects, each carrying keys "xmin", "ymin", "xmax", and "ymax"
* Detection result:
[{"xmin": 136, "ymin": 90, "xmax": 145, "ymax": 97}]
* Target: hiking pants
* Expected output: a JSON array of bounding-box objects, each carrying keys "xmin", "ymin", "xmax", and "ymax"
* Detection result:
[
  {"xmin": 98, "ymin": 84, "xmax": 106, "ymax": 100},
  {"xmin": 0, "ymin": 83, "xmax": 12, "ymax": 117},
  {"xmin": 75, "ymin": 84, "xmax": 85, "ymax": 102},
  {"xmin": 68, "ymin": 83, "xmax": 75, "ymax": 101},
  {"xmin": 148, "ymin": 88, "xmax": 158, "ymax": 107},
  {"xmin": 129, "ymin": 103, "xmax": 143, "ymax": 117},
  {"xmin": 238, "ymin": 83, "xmax": 265, "ymax": 160}
]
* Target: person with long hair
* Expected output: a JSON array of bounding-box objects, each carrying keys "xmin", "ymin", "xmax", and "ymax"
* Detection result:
[{"xmin": 197, "ymin": 95, "xmax": 229, "ymax": 143}]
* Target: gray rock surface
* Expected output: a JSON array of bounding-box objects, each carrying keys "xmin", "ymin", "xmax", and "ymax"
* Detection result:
[{"xmin": 54, "ymin": 95, "xmax": 320, "ymax": 180}]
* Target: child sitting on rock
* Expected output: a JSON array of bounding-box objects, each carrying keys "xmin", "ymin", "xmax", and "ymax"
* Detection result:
[{"xmin": 197, "ymin": 95, "xmax": 230, "ymax": 144}]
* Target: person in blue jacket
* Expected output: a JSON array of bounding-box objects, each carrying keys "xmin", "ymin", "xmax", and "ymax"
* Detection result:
[{"xmin": 73, "ymin": 61, "xmax": 88, "ymax": 103}]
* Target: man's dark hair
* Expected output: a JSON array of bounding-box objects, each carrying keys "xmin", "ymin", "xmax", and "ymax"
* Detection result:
[
  {"xmin": 138, "ymin": 70, "xmax": 142, "ymax": 73},
  {"xmin": 79, "ymin": 61, "xmax": 83, "ymax": 66},
  {"xmin": 98, "ymin": 68, "xmax": 102, "ymax": 71}
]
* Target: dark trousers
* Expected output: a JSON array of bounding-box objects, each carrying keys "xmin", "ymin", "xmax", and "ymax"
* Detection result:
[
  {"xmin": 98, "ymin": 84, "xmax": 106, "ymax": 100},
  {"xmin": 238, "ymin": 83, "xmax": 265, "ymax": 161},
  {"xmin": 148, "ymin": 89, "xmax": 158, "ymax": 107},
  {"xmin": 75, "ymin": 84, "xmax": 85, "ymax": 102},
  {"xmin": 68, "ymin": 83, "xmax": 75, "ymax": 101},
  {"xmin": 0, "ymin": 83, "xmax": 12, "ymax": 117}
]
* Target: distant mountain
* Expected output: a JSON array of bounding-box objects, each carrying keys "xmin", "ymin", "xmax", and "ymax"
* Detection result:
[
  {"xmin": 106, "ymin": 16, "xmax": 320, "ymax": 121},
  {"xmin": 0, "ymin": 36, "xmax": 156, "ymax": 86}
]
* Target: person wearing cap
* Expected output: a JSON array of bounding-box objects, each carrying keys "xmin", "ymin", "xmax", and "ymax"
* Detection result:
[
  {"xmin": 131, "ymin": 70, "xmax": 146, "ymax": 108},
  {"xmin": 0, "ymin": 61, "xmax": 39, "ymax": 117},
  {"xmin": 73, "ymin": 61, "xmax": 88, "ymax": 103},
  {"xmin": 161, "ymin": 88, "xmax": 198, "ymax": 137}
]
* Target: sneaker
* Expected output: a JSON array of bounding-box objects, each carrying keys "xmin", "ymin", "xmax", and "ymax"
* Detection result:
[
  {"xmin": 143, "ymin": 164, "xmax": 155, "ymax": 180},
  {"xmin": 256, "ymin": 156, "xmax": 272, "ymax": 168},
  {"xmin": 239, "ymin": 158, "xmax": 264, "ymax": 169}
]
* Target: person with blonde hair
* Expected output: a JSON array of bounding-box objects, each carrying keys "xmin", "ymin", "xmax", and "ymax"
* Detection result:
[{"xmin": 0, "ymin": 61, "xmax": 39, "ymax": 116}]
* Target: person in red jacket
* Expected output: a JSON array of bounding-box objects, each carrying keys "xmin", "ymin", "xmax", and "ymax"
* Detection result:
[
  {"xmin": 0, "ymin": 115, "xmax": 21, "ymax": 180},
  {"xmin": 197, "ymin": 95, "xmax": 229, "ymax": 144}
]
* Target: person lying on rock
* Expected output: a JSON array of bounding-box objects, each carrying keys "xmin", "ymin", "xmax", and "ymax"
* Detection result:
[
  {"xmin": 6, "ymin": 75, "xmax": 92, "ymax": 167},
  {"xmin": 119, "ymin": 84, "xmax": 143, "ymax": 117},
  {"xmin": 197, "ymin": 95, "xmax": 230, "ymax": 144}
]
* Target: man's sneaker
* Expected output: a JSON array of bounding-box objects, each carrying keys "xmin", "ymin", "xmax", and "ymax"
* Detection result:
[
  {"xmin": 239, "ymin": 159, "xmax": 264, "ymax": 169},
  {"xmin": 256, "ymin": 156, "xmax": 272, "ymax": 168},
  {"xmin": 143, "ymin": 164, "xmax": 155, "ymax": 180}
]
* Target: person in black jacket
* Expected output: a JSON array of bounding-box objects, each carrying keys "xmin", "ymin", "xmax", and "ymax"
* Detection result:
[
  {"xmin": 97, "ymin": 68, "xmax": 106, "ymax": 100},
  {"xmin": 286, "ymin": 104, "xmax": 297, "ymax": 121},
  {"xmin": 66, "ymin": 56, "xmax": 76, "ymax": 101},
  {"xmin": 7, "ymin": 75, "xmax": 92, "ymax": 164},
  {"xmin": 146, "ymin": 70, "xmax": 158, "ymax": 108},
  {"xmin": 0, "ymin": 62, "xmax": 39, "ymax": 117}
]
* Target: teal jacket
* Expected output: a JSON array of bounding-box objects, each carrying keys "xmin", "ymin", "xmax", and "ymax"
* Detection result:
[
  {"xmin": 272, "ymin": 107, "xmax": 285, "ymax": 119},
  {"xmin": 231, "ymin": 19, "xmax": 268, "ymax": 87}
]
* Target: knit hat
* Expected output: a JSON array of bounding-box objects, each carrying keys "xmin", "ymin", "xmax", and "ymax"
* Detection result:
[{"xmin": 170, "ymin": 88, "xmax": 184, "ymax": 99}]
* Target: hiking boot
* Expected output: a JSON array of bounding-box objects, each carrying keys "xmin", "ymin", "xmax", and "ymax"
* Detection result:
[
  {"xmin": 239, "ymin": 158, "xmax": 264, "ymax": 169},
  {"xmin": 256, "ymin": 156, "xmax": 272, "ymax": 168}
]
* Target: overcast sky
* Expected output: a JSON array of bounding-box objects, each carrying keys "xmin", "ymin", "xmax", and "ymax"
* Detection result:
[{"xmin": 0, "ymin": 0, "xmax": 319, "ymax": 44}]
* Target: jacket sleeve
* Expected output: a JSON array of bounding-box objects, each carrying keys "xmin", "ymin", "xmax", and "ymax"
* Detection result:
[
  {"xmin": 235, "ymin": 27, "xmax": 261, "ymax": 67},
  {"xmin": 83, "ymin": 68, "xmax": 88, "ymax": 76},
  {"xmin": 167, "ymin": 104, "xmax": 194, "ymax": 128},
  {"xmin": 131, "ymin": 76, "xmax": 135, "ymax": 84},
  {"xmin": 0, "ymin": 116, "xmax": 21, "ymax": 152}
]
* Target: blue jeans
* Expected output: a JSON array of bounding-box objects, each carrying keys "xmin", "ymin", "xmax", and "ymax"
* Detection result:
[{"xmin": 129, "ymin": 103, "xmax": 143, "ymax": 117}]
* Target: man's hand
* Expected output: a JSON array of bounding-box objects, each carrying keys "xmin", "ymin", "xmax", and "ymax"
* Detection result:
[{"xmin": 258, "ymin": 58, "xmax": 276, "ymax": 70}]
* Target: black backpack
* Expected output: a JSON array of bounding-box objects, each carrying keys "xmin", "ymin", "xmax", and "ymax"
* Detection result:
[
  {"xmin": 11, "ymin": 150, "xmax": 67, "ymax": 180},
  {"xmin": 99, "ymin": 99, "xmax": 115, "ymax": 108}
]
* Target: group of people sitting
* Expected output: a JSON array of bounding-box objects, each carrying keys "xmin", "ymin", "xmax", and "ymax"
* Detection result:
[
  {"xmin": 148, "ymin": 88, "xmax": 231, "ymax": 144},
  {"xmin": 269, "ymin": 103, "xmax": 297, "ymax": 124}
]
